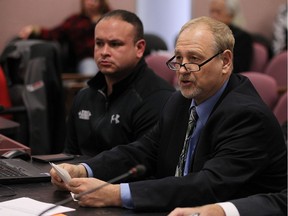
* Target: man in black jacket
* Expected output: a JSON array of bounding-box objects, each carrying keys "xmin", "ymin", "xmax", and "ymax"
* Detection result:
[
  {"xmin": 168, "ymin": 189, "xmax": 287, "ymax": 216},
  {"xmin": 51, "ymin": 16, "xmax": 286, "ymax": 212},
  {"xmin": 64, "ymin": 10, "xmax": 174, "ymax": 156},
  {"xmin": 209, "ymin": 0, "xmax": 253, "ymax": 73}
]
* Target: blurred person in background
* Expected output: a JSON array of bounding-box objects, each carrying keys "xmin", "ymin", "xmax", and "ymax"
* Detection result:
[
  {"xmin": 18, "ymin": 0, "xmax": 111, "ymax": 75},
  {"xmin": 209, "ymin": 0, "xmax": 253, "ymax": 74},
  {"xmin": 271, "ymin": 3, "xmax": 287, "ymax": 56}
]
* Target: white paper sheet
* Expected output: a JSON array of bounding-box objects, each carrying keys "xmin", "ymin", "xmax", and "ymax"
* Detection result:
[{"xmin": 0, "ymin": 197, "xmax": 75, "ymax": 216}]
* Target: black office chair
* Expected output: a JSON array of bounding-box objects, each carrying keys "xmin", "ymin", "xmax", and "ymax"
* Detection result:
[
  {"xmin": 0, "ymin": 39, "xmax": 66, "ymax": 155},
  {"xmin": 143, "ymin": 33, "xmax": 168, "ymax": 56}
]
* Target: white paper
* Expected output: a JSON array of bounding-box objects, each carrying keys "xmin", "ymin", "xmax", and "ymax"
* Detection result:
[
  {"xmin": 0, "ymin": 197, "xmax": 75, "ymax": 216},
  {"xmin": 50, "ymin": 163, "xmax": 71, "ymax": 184}
]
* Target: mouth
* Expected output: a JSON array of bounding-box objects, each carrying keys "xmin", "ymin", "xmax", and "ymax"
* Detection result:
[
  {"xmin": 180, "ymin": 79, "xmax": 193, "ymax": 87},
  {"xmin": 98, "ymin": 60, "xmax": 112, "ymax": 67}
]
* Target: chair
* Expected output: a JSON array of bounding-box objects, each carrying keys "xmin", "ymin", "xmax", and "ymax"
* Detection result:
[
  {"xmin": 264, "ymin": 51, "xmax": 287, "ymax": 91},
  {"xmin": 250, "ymin": 42, "xmax": 269, "ymax": 72},
  {"xmin": 0, "ymin": 39, "xmax": 66, "ymax": 155},
  {"xmin": 273, "ymin": 91, "xmax": 287, "ymax": 126},
  {"xmin": 241, "ymin": 72, "xmax": 279, "ymax": 109},
  {"xmin": 145, "ymin": 53, "xmax": 176, "ymax": 87},
  {"xmin": 143, "ymin": 33, "xmax": 168, "ymax": 56}
]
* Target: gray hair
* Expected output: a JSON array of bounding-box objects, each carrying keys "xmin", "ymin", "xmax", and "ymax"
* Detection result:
[
  {"xmin": 178, "ymin": 16, "xmax": 235, "ymax": 53},
  {"xmin": 224, "ymin": 0, "xmax": 240, "ymax": 17},
  {"xmin": 210, "ymin": 0, "xmax": 246, "ymax": 28}
]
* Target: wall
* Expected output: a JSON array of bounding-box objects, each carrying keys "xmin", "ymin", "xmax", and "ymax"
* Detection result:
[
  {"xmin": 0, "ymin": 0, "xmax": 136, "ymax": 53},
  {"xmin": 137, "ymin": 0, "xmax": 191, "ymax": 51},
  {"xmin": 0, "ymin": 0, "xmax": 286, "ymax": 53}
]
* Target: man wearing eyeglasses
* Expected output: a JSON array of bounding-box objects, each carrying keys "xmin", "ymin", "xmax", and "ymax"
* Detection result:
[{"xmin": 50, "ymin": 16, "xmax": 287, "ymax": 212}]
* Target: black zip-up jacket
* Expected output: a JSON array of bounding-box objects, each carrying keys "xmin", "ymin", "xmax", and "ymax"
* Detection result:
[{"xmin": 64, "ymin": 58, "xmax": 175, "ymax": 156}]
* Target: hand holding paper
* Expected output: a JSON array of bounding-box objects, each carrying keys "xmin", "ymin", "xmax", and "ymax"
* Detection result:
[
  {"xmin": 50, "ymin": 163, "xmax": 71, "ymax": 184},
  {"xmin": 50, "ymin": 163, "xmax": 78, "ymax": 201}
]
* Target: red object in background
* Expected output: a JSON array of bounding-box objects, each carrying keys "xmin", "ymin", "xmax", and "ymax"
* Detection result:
[{"xmin": 0, "ymin": 66, "xmax": 12, "ymax": 119}]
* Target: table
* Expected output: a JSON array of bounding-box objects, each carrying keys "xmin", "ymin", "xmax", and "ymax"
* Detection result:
[
  {"xmin": 0, "ymin": 158, "xmax": 168, "ymax": 216},
  {"xmin": 0, "ymin": 117, "xmax": 20, "ymax": 138}
]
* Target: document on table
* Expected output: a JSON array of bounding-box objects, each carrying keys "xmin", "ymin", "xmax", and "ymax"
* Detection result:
[{"xmin": 0, "ymin": 197, "xmax": 75, "ymax": 216}]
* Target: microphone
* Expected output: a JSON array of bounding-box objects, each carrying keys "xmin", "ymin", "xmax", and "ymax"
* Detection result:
[{"xmin": 38, "ymin": 164, "xmax": 146, "ymax": 216}]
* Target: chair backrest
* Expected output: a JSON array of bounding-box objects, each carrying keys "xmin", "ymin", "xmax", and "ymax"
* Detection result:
[
  {"xmin": 0, "ymin": 39, "xmax": 66, "ymax": 154},
  {"xmin": 145, "ymin": 53, "xmax": 176, "ymax": 86},
  {"xmin": 241, "ymin": 71, "xmax": 279, "ymax": 109},
  {"xmin": 273, "ymin": 91, "xmax": 287, "ymax": 126},
  {"xmin": 143, "ymin": 33, "xmax": 168, "ymax": 56},
  {"xmin": 250, "ymin": 42, "xmax": 269, "ymax": 72},
  {"xmin": 264, "ymin": 51, "xmax": 287, "ymax": 89}
]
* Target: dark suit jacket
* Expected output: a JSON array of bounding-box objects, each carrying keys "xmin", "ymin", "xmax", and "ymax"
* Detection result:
[
  {"xmin": 84, "ymin": 73, "xmax": 287, "ymax": 211},
  {"xmin": 232, "ymin": 189, "xmax": 287, "ymax": 216}
]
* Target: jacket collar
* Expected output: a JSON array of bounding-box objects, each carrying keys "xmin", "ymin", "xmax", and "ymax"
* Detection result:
[{"xmin": 87, "ymin": 58, "xmax": 147, "ymax": 95}]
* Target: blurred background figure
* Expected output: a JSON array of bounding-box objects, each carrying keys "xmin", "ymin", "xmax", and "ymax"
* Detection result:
[
  {"xmin": 18, "ymin": 0, "xmax": 111, "ymax": 75},
  {"xmin": 209, "ymin": 0, "xmax": 253, "ymax": 74},
  {"xmin": 271, "ymin": 3, "xmax": 287, "ymax": 56}
]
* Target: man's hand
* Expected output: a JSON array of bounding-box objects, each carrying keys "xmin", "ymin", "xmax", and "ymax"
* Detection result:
[
  {"xmin": 18, "ymin": 25, "xmax": 40, "ymax": 39},
  {"xmin": 168, "ymin": 204, "xmax": 226, "ymax": 216},
  {"xmin": 68, "ymin": 178, "xmax": 122, "ymax": 207},
  {"xmin": 50, "ymin": 163, "xmax": 87, "ymax": 190}
]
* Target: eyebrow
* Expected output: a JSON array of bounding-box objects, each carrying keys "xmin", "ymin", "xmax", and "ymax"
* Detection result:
[
  {"xmin": 174, "ymin": 49, "xmax": 198, "ymax": 55},
  {"xmin": 174, "ymin": 50, "xmax": 201, "ymax": 57},
  {"xmin": 95, "ymin": 38, "xmax": 123, "ymax": 43}
]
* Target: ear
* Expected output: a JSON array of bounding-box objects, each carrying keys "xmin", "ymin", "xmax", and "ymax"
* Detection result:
[
  {"xmin": 135, "ymin": 39, "xmax": 146, "ymax": 58},
  {"xmin": 221, "ymin": 49, "xmax": 233, "ymax": 74}
]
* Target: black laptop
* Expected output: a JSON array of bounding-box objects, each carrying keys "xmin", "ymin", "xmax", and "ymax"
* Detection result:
[{"xmin": 0, "ymin": 159, "xmax": 51, "ymax": 184}]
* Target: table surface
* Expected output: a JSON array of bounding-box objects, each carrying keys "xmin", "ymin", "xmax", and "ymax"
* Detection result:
[
  {"xmin": 0, "ymin": 117, "xmax": 19, "ymax": 131},
  {"xmin": 0, "ymin": 158, "xmax": 168, "ymax": 216},
  {"xmin": 0, "ymin": 117, "xmax": 20, "ymax": 140}
]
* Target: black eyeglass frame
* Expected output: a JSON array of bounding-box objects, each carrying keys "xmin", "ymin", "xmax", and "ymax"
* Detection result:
[{"xmin": 166, "ymin": 51, "xmax": 224, "ymax": 72}]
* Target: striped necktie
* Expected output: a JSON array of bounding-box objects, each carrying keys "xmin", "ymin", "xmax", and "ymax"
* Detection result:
[{"xmin": 175, "ymin": 106, "xmax": 198, "ymax": 177}]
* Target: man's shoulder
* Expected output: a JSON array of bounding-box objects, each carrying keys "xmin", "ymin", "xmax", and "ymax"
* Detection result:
[
  {"xmin": 64, "ymin": 13, "xmax": 84, "ymax": 22},
  {"xmin": 72, "ymin": 86, "xmax": 101, "ymax": 104}
]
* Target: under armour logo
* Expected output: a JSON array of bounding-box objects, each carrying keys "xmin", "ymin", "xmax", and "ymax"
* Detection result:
[
  {"xmin": 78, "ymin": 110, "xmax": 91, "ymax": 120},
  {"xmin": 111, "ymin": 114, "xmax": 120, "ymax": 124}
]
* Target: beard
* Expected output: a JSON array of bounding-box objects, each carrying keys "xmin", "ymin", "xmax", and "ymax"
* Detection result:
[{"xmin": 180, "ymin": 85, "xmax": 202, "ymax": 99}]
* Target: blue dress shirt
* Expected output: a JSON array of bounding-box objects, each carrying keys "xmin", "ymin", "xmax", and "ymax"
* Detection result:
[{"xmin": 183, "ymin": 81, "xmax": 228, "ymax": 175}]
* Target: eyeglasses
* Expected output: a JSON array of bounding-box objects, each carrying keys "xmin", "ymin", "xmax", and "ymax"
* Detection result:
[{"xmin": 166, "ymin": 51, "xmax": 223, "ymax": 72}]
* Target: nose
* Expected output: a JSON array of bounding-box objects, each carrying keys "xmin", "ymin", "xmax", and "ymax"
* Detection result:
[
  {"xmin": 100, "ymin": 44, "xmax": 110, "ymax": 56},
  {"xmin": 178, "ymin": 58, "xmax": 190, "ymax": 74},
  {"xmin": 176, "ymin": 64, "xmax": 190, "ymax": 75}
]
